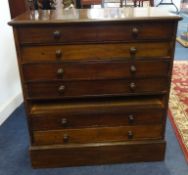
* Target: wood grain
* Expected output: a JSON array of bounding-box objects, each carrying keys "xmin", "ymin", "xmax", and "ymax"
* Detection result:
[
  {"xmin": 30, "ymin": 140, "xmax": 166, "ymax": 168},
  {"xmin": 17, "ymin": 21, "xmax": 175, "ymax": 44},
  {"xmin": 30, "ymin": 97, "xmax": 164, "ymax": 130},
  {"xmin": 21, "ymin": 42, "xmax": 172, "ymax": 63},
  {"xmin": 23, "ymin": 60, "xmax": 170, "ymax": 81},
  {"xmin": 9, "ymin": 8, "xmax": 180, "ymax": 168},
  {"xmin": 26, "ymin": 78, "xmax": 168, "ymax": 99}
]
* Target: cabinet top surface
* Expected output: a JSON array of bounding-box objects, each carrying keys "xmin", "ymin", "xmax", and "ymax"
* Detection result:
[{"xmin": 9, "ymin": 7, "xmax": 181, "ymax": 26}]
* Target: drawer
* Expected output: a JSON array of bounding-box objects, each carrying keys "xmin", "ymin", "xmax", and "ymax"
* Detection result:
[
  {"xmin": 33, "ymin": 125, "xmax": 163, "ymax": 145},
  {"xmin": 26, "ymin": 78, "xmax": 168, "ymax": 99},
  {"xmin": 18, "ymin": 22, "xmax": 174, "ymax": 44},
  {"xmin": 21, "ymin": 42, "xmax": 172, "ymax": 63},
  {"xmin": 30, "ymin": 97, "xmax": 164, "ymax": 130},
  {"xmin": 23, "ymin": 60, "xmax": 170, "ymax": 81}
]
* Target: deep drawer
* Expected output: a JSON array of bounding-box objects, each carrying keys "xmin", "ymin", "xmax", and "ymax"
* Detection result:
[
  {"xmin": 21, "ymin": 42, "xmax": 172, "ymax": 63},
  {"xmin": 18, "ymin": 22, "xmax": 174, "ymax": 44},
  {"xmin": 30, "ymin": 97, "xmax": 164, "ymax": 130},
  {"xmin": 33, "ymin": 125, "xmax": 163, "ymax": 145},
  {"xmin": 23, "ymin": 60, "xmax": 170, "ymax": 81},
  {"xmin": 26, "ymin": 78, "xmax": 168, "ymax": 99}
]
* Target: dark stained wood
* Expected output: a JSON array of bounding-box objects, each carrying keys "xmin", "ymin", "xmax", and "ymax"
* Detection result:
[
  {"xmin": 30, "ymin": 97, "xmax": 164, "ymax": 130},
  {"xmin": 17, "ymin": 21, "xmax": 175, "ymax": 44},
  {"xmin": 81, "ymin": 0, "xmax": 103, "ymax": 7},
  {"xmin": 30, "ymin": 140, "xmax": 166, "ymax": 168},
  {"xmin": 8, "ymin": 0, "xmax": 27, "ymax": 19},
  {"xmin": 11, "ymin": 28, "xmax": 35, "ymax": 144},
  {"xmin": 149, "ymin": 0, "xmax": 154, "ymax": 6},
  {"xmin": 31, "ymin": 110, "xmax": 164, "ymax": 130},
  {"xmin": 9, "ymin": 8, "xmax": 181, "ymax": 168},
  {"xmin": 23, "ymin": 60, "xmax": 170, "ymax": 81},
  {"xmin": 26, "ymin": 78, "xmax": 168, "ymax": 99},
  {"xmin": 20, "ymin": 42, "xmax": 172, "ymax": 63},
  {"xmin": 33, "ymin": 125, "xmax": 163, "ymax": 145}
]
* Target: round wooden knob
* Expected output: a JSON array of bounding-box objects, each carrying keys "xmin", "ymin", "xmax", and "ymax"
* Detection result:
[
  {"xmin": 53, "ymin": 30, "xmax": 61, "ymax": 39},
  {"xmin": 129, "ymin": 82, "xmax": 136, "ymax": 91},
  {"xmin": 129, "ymin": 47, "xmax": 137, "ymax": 55},
  {"xmin": 63, "ymin": 133, "xmax": 69, "ymax": 143},
  {"xmin": 128, "ymin": 131, "xmax": 133, "ymax": 139},
  {"xmin": 61, "ymin": 118, "xmax": 67, "ymax": 127},
  {"xmin": 132, "ymin": 27, "xmax": 139, "ymax": 36},
  {"xmin": 57, "ymin": 68, "xmax": 64, "ymax": 77},
  {"xmin": 130, "ymin": 65, "xmax": 136, "ymax": 73},
  {"xmin": 128, "ymin": 114, "xmax": 134, "ymax": 124},
  {"xmin": 58, "ymin": 85, "xmax": 65, "ymax": 94},
  {"xmin": 55, "ymin": 50, "xmax": 62, "ymax": 58}
]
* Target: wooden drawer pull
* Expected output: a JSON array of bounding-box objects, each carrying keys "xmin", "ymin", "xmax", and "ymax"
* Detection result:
[
  {"xmin": 129, "ymin": 82, "xmax": 136, "ymax": 91},
  {"xmin": 130, "ymin": 65, "xmax": 136, "ymax": 73},
  {"xmin": 53, "ymin": 30, "xmax": 61, "ymax": 39},
  {"xmin": 63, "ymin": 133, "xmax": 69, "ymax": 143},
  {"xmin": 61, "ymin": 118, "xmax": 67, "ymax": 127},
  {"xmin": 57, "ymin": 68, "xmax": 64, "ymax": 77},
  {"xmin": 128, "ymin": 131, "xmax": 133, "ymax": 139},
  {"xmin": 58, "ymin": 85, "xmax": 65, "ymax": 94},
  {"xmin": 128, "ymin": 114, "xmax": 135, "ymax": 124},
  {"xmin": 55, "ymin": 49, "xmax": 62, "ymax": 58},
  {"xmin": 129, "ymin": 47, "xmax": 137, "ymax": 55},
  {"xmin": 132, "ymin": 27, "xmax": 139, "ymax": 36}
]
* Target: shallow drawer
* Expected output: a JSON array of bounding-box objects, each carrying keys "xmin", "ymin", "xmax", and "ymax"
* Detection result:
[
  {"xmin": 26, "ymin": 78, "xmax": 168, "ymax": 99},
  {"xmin": 33, "ymin": 125, "xmax": 163, "ymax": 145},
  {"xmin": 23, "ymin": 60, "xmax": 170, "ymax": 81},
  {"xmin": 18, "ymin": 22, "xmax": 174, "ymax": 44},
  {"xmin": 30, "ymin": 97, "xmax": 164, "ymax": 130},
  {"xmin": 21, "ymin": 42, "xmax": 172, "ymax": 63}
]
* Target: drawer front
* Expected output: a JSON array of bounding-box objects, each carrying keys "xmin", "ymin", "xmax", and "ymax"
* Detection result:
[
  {"xmin": 30, "ymin": 97, "xmax": 164, "ymax": 130},
  {"xmin": 33, "ymin": 125, "xmax": 163, "ymax": 145},
  {"xmin": 27, "ymin": 78, "xmax": 168, "ymax": 99},
  {"xmin": 18, "ymin": 22, "xmax": 174, "ymax": 44},
  {"xmin": 31, "ymin": 110, "xmax": 164, "ymax": 131},
  {"xmin": 21, "ymin": 42, "xmax": 172, "ymax": 63},
  {"xmin": 23, "ymin": 60, "xmax": 170, "ymax": 81}
]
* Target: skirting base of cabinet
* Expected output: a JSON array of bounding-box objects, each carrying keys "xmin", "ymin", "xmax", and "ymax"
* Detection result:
[{"xmin": 30, "ymin": 140, "xmax": 166, "ymax": 168}]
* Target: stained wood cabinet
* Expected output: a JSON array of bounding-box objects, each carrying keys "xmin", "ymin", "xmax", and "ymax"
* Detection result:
[{"xmin": 9, "ymin": 7, "xmax": 181, "ymax": 168}]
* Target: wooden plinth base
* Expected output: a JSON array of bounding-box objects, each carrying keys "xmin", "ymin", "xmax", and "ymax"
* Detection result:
[{"xmin": 30, "ymin": 140, "xmax": 166, "ymax": 168}]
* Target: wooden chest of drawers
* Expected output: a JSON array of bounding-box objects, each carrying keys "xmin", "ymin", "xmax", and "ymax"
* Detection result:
[{"xmin": 9, "ymin": 7, "xmax": 181, "ymax": 168}]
